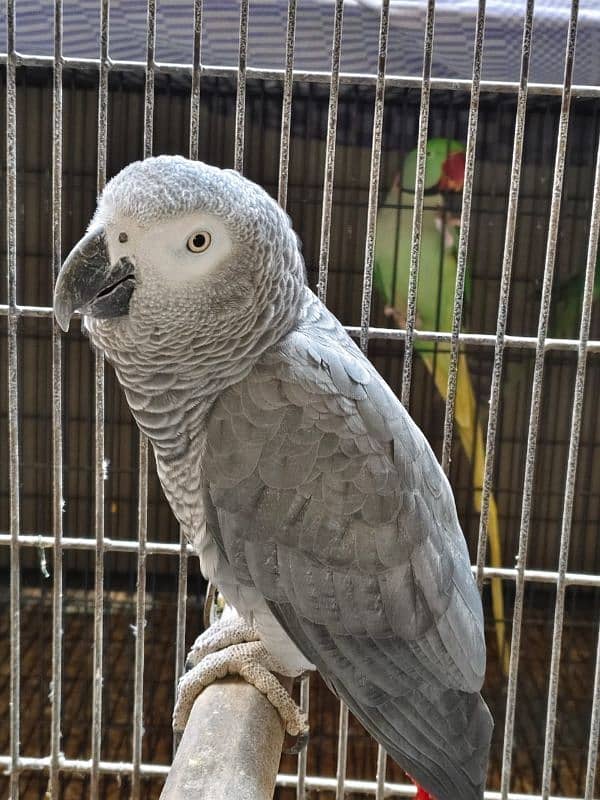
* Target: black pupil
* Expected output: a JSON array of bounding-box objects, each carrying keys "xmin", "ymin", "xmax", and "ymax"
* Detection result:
[{"xmin": 193, "ymin": 233, "xmax": 206, "ymax": 249}]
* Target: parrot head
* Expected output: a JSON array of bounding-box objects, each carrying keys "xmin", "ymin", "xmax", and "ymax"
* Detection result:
[
  {"xmin": 53, "ymin": 156, "xmax": 305, "ymax": 361},
  {"xmin": 400, "ymin": 137, "xmax": 465, "ymax": 197}
]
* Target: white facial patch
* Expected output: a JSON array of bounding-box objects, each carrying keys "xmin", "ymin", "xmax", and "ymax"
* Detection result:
[{"xmin": 103, "ymin": 211, "xmax": 234, "ymax": 285}]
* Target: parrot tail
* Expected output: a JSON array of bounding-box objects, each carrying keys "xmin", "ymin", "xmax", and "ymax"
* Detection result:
[
  {"xmin": 416, "ymin": 786, "xmax": 435, "ymax": 800},
  {"xmin": 333, "ymin": 679, "xmax": 493, "ymax": 800},
  {"xmin": 408, "ymin": 776, "xmax": 436, "ymax": 799}
]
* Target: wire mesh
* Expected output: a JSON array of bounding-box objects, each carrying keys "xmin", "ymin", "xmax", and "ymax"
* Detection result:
[
  {"xmin": 501, "ymin": 3, "xmax": 580, "ymax": 796},
  {"xmin": 1, "ymin": 1, "xmax": 600, "ymax": 799}
]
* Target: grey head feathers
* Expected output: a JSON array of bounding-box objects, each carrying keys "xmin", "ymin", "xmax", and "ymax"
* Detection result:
[{"xmin": 83, "ymin": 157, "xmax": 307, "ymax": 437}]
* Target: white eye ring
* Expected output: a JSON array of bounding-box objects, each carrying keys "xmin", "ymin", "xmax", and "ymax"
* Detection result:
[{"xmin": 186, "ymin": 231, "xmax": 212, "ymax": 253}]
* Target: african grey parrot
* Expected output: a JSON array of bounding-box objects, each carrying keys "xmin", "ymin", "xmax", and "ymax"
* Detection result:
[{"xmin": 53, "ymin": 156, "xmax": 492, "ymax": 800}]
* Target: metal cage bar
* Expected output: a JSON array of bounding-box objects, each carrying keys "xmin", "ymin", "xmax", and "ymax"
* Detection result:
[
  {"xmin": 277, "ymin": 0, "xmax": 297, "ymax": 211},
  {"xmin": 49, "ymin": 2, "xmax": 65, "ymax": 797},
  {"xmin": 3, "ymin": 302, "xmax": 600, "ymax": 352},
  {"xmin": 358, "ymin": 0, "xmax": 390, "ymax": 355},
  {"xmin": 539, "ymin": 93, "xmax": 600, "ymax": 800},
  {"xmin": 316, "ymin": 0, "xmax": 343, "ymax": 303},
  {"xmin": 131, "ymin": 342, "xmax": 150, "ymax": 795},
  {"xmin": 273, "ymin": 8, "xmax": 307, "ymax": 792},
  {"xmin": 441, "ymin": 0, "xmax": 486, "ymax": 473},
  {"xmin": 296, "ymin": 674, "xmax": 310, "ymax": 800},
  {"xmin": 335, "ymin": 702, "xmax": 349, "ymax": 799},
  {"xmin": 234, "ymin": 0, "xmax": 249, "ymax": 174},
  {"xmin": 90, "ymin": 0, "xmax": 110, "ymax": 794},
  {"xmin": 171, "ymin": 0, "xmax": 204, "ymax": 757},
  {"xmin": 173, "ymin": 527, "xmax": 188, "ymax": 758},
  {"xmin": 2, "ymin": 531, "xmax": 599, "ymax": 587},
  {"xmin": 476, "ymin": 0, "xmax": 534, "ymax": 592},
  {"xmin": 5, "ymin": 50, "xmax": 600, "ymax": 99},
  {"xmin": 5, "ymin": 1, "xmax": 20, "ymax": 797},
  {"xmin": 0, "ymin": 750, "xmax": 593, "ymax": 800},
  {"xmin": 131, "ymin": 2, "xmax": 156, "ymax": 796},
  {"xmin": 189, "ymin": 0, "xmax": 203, "ymax": 162},
  {"xmin": 375, "ymin": 744, "xmax": 387, "ymax": 800},
  {"xmin": 130, "ymin": 310, "xmax": 150, "ymax": 783},
  {"xmin": 500, "ymin": 2, "xmax": 580, "ymax": 796},
  {"xmin": 354, "ymin": 13, "xmax": 393, "ymax": 788},
  {"xmin": 142, "ymin": 0, "xmax": 156, "ymax": 157},
  {"xmin": 585, "ymin": 626, "xmax": 600, "ymax": 800},
  {"xmin": 400, "ymin": 0, "xmax": 436, "ymax": 408}
]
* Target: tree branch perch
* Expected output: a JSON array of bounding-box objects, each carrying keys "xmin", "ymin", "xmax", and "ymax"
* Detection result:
[{"xmin": 160, "ymin": 676, "xmax": 292, "ymax": 800}]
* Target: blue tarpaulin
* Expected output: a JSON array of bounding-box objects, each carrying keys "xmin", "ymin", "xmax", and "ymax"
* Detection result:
[{"xmin": 1, "ymin": 0, "xmax": 599, "ymax": 86}]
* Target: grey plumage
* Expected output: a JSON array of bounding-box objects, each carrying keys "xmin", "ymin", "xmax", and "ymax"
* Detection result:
[
  {"xmin": 204, "ymin": 292, "xmax": 491, "ymax": 799},
  {"xmin": 54, "ymin": 156, "xmax": 492, "ymax": 800}
]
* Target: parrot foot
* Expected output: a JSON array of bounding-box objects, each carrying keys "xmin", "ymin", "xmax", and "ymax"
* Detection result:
[{"xmin": 173, "ymin": 617, "xmax": 309, "ymax": 743}]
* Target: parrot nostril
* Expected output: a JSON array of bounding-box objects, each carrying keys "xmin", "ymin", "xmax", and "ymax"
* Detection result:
[{"xmin": 118, "ymin": 231, "xmax": 128, "ymax": 243}]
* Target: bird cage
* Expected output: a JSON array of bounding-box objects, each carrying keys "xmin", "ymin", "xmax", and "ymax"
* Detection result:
[{"xmin": 1, "ymin": 1, "xmax": 600, "ymax": 798}]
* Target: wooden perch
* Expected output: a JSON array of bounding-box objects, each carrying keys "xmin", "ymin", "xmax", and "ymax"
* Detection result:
[{"xmin": 160, "ymin": 676, "xmax": 292, "ymax": 800}]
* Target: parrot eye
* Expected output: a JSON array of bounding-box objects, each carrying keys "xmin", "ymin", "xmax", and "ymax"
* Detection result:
[{"xmin": 186, "ymin": 231, "xmax": 212, "ymax": 253}]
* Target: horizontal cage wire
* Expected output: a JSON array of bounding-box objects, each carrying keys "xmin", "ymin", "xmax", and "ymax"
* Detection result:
[{"xmin": 1, "ymin": 1, "xmax": 600, "ymax": 799}]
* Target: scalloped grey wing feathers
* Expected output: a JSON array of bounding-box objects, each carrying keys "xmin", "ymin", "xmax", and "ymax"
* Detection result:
[{"xmin": 202, "ymin": 294, "xmax": 492, "ymax": 800}]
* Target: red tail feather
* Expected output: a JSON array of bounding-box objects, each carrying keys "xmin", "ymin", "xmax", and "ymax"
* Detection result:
[
  {"xmin": 414, "ymin": 786, "xmax": 434, "ymax": 800},
  {"xmin": 407, "ymin": 773, "xmax": 435, "ymax": 800}
]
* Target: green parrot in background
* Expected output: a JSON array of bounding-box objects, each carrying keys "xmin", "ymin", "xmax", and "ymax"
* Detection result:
[
  {"xmin": 374, "ymin": 138, "xmax": 509, "ymax": 674},
  {"xmin": 549, "ymin": 257, "xmax": 600, "ymax": 339}
]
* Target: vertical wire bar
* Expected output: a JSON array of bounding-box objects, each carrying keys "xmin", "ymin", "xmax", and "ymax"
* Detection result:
[
  {"xmin": 269, "ymin": 5, "xmax": 302, "ymax": 793},
  {"xmin": 143, "ymin": 0, "xmax": 156, "ymax": 159},
  {"xmin": 234, "ymin": 0, "xmax": 249, "ymax": 174},
  {"xmin": 440, "ymin": 0, "xmax": 487, "ymax": 473},
  {"xmin": 400, "ymin": 0, "xmax": 436, "ymax": 407},
  {"xmin": 359, "ymin": 0, "xmax": 390, "ymax": 355},
  {"xmin": 500, "ymin": 3, "xmax": 579, "ymax": 795},
  {"xmin": 277, "ymin": 0, "xmax": 297, "ymax": 210},
  {"xmin": 173, "ymin": 527, "xmax": 188, "ymax": 755},
  {"xmin": 585, "ymin": 624, "xmax": 600, "ymax": 799},
  {"xmin": 476, "ymin": 0, "xmax": 534, "ymax": 592},
  {"xmin": 131, "ymin": 442, "xmax": 148, "ymax": 800},
  {"xmin": 91, "ymin": 367, "xmax": 106, "ymax": 785},
  {"xmin": 6, "ymin": 1, "xmax": 21, "ymax": 796},
  {"xmin": 172, "ymin": 0, "xmax": 203, "ymax": 755},
  {"xmin": 295, "ymin": 675, "xmax": 309, "ymax": 800},
  {"xmin": 189, "ymin": 0, "xmax": 202, "ymax": 161},
  {"xmin": 50, "ymin": 1, "xmax": 64, "ymax": 796},
  {"xmin": 274, "ymin": 9, "xmax": 304, "ymax": 780},
  {"xmin": 540, "ymin": 117, "xmax": 600, "ymax": 800},
  {"xmin": 316, "ymin": 0, "xmax": 344, "ymax": 302},
  {"xmin": 335, "ymin": 702, "xmax": 349, "ymax": 799},
  {"xmin": 375, "ymin": 744, "xmax": 387, "ymax": 800},
  {"xmin": 91, "ymin": 0, "xmax": 110, "ymax": 794},
  {"xmin": 132, "ymin": 3, "xmax": 155, "ymax": 796}
]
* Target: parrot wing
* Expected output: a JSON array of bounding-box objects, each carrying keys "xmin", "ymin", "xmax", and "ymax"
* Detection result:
[{"xmin": 202, "ymin": 293, "xmax": 492, "ymax": 800}]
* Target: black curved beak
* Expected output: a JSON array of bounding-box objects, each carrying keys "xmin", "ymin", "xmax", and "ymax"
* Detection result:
[{"xmin": 53, "ymin": 227, "xmax": 135, "ymax": 332}]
